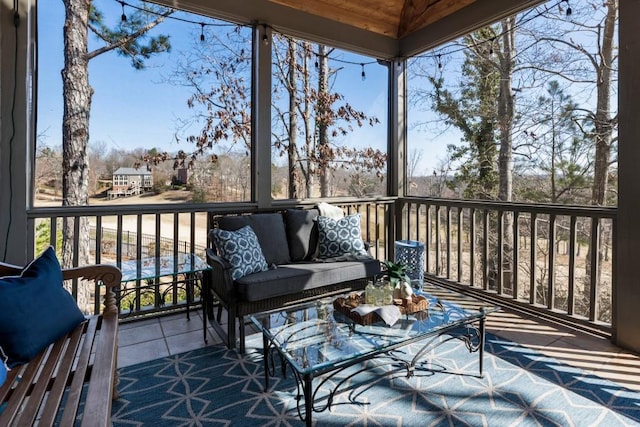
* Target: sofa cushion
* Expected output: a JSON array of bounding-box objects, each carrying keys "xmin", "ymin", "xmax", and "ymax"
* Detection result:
[
  {"xmin": 0, "ymin": 247, "xmax": 86, "ymax": 367},
  {"xmin": 235, "ymin": 258, "xmax": 381, "ymax": 302},
  {"xmin": 210, "ymin": 225, "xmax": 269, "ymax": 280},
  {"xmin": 317, "ymin": 213, "xmax": 368, "ymax": 259},
  {"xmin": 218, "ymin": 213, "xmax": 291, "ymax": 265},
  {"xmin": 284, "ymin": 208, "xmax": 319, "ymax": 261}
]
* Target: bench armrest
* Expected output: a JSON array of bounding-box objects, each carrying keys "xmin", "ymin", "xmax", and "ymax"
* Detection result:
[{"xmin": 62, "ymin": 265, "xmax": 122, "ymax": 315}]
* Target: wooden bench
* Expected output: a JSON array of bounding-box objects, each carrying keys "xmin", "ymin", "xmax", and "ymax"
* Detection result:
[{"xmin": 0, "ymin": 263, "xmax": 121, "ymax": 427}]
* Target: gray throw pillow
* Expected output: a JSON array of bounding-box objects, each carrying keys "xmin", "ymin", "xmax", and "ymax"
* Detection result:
[
  {"xmin": 217, "ymin": 213, "xmax": 291, "ymax": 265},
  {"xmin": 284, "ymin": 209, "xmax": 319, "ymax": 261}
]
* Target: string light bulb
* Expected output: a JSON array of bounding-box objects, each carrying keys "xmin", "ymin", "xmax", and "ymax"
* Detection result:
[
  {"xmin": 360, "ymin": 63, "xmax": 366, "ymax": 81},
  {"xmin": 119, "ymin": 1, "xmax": 127, "ymax": 22},
  {"xmin": 437, "ymin": 54, "xmax": 442, "ymax": 69},
  {"xmin": 315, "ymin": 56, "xmax": 319, "ymax": 69},
  {"xmin": 563, "ymin": 0, "xmax": 572, "ymax": 17},
  {"xmin": 261, "ymin": 24, "xmax": 269, "ymax": 45},
  {"xmin": 200, "ymin": 23, "xmax": 205, "ymax": 42}
]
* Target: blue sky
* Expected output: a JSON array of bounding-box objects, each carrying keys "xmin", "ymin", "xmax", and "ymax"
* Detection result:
[
  {"xmin": 38, "ymin": 1, "xmax": 234, "ymax": 154},
  {"xmin": 36, "ymin": 0, "xmax": 440, "ymax": 171}
]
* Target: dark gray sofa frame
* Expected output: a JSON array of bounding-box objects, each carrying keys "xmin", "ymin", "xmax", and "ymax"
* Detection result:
[{"xmin": 204, "ymin": 210, "xmax": 380, "ymax": 353}]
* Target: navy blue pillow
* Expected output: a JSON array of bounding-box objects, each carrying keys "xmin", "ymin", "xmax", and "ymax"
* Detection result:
[{"xmin": 0, "ymin": 247, "xmax": 86, "ymax": 367}]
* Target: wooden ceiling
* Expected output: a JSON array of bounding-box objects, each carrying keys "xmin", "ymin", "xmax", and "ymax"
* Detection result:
[
  {"xmin": 157, "ymin": 0, "xmax": 543, "ymax": 58},
  {"xmin": 268, "ymin": 0, "xmax": 476, "ymax": 39}
]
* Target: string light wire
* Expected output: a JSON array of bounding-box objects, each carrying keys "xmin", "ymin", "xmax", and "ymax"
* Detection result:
[
  {"xmin": 414, "ymin": 0, "xmax": 569, "ymax": 64},
  {"xmin": 113, "ymin": 0, "xmax": 570, "ymax": 80}
]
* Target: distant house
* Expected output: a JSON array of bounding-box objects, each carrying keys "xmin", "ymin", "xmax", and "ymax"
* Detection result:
[{"xmin": 108, "ymin": 167, "xmax": 153, "ymax": 199}]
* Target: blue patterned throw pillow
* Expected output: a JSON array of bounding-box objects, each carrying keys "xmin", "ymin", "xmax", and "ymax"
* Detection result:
[
  {"xmin": 211, "ymin": 225, "xmax": 269, "ymax": 280},
  {"xmin": 317, "ymin": 214, "xmax": 368, "ymax": 258}
]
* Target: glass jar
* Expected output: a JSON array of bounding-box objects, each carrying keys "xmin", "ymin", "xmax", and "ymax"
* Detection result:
[
  {"xmin": 383, "ymin": 281, "xmax": 394, "ymax": 305},
  {"xmin": 365, "ymin": 281, "xmax": 375, "ymax": 305},
  {"xmin": 373, "ymin": 282, "xmax": 384, "ymax": 306}
]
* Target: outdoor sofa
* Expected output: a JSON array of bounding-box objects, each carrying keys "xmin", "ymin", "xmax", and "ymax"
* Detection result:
[{"xmin": 205, "ymin": 208, "xmax": 381, "ymax": 352}]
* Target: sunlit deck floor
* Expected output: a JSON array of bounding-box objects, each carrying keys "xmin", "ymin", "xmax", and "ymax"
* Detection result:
[{"xmin": 117, "ymin": 306, "xmax": 640, "ymax": 394}]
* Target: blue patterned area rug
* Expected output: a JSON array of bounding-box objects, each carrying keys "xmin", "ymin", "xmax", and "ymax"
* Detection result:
[{"xmin": 111, "ymin": 333, "xmax": 640, "ymax": 426}]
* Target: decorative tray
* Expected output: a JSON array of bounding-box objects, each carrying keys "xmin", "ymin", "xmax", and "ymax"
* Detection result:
[{"xmin": 333, "ymin": 292, "xmax": 429, "ymax": 326}]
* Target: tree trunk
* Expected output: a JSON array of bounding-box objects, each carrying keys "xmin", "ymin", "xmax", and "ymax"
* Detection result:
[
  {"xmin": 497, "ymin": 17, "xmax": 516, "ymax": 292},
  {"xmin": 303, "ymin": 43, "xmax": 313, "ymax": 198},
  {"xmin": 317, "ymin": 45, "xmax": 330, "ymax": 197},
  {"xmin": 287, "ymin": 39, "xmax": 299, "ymax": 199},
  {"xmin": 591, "ymin": 0, "xmax": 616, "ymax": 207},
  {"xmin": 497, "ymin": 17, "xmax": 515, "ymax": 204},
  {"xmin": 62, "ymin": 0, "xmax": 92, "ymax": 313}
]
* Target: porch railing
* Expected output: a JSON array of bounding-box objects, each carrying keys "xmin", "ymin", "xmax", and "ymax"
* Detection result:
[
  {"xmin": 27, "ymin": 197, "xmax": 395, "ymax": 317},
  {"xmin": 398, "ymin": 197, "xmax": 616, "ymax": 335},
  {"xmin": 28, "ymin": 196, "xmax": 615, "ymax": 336}
]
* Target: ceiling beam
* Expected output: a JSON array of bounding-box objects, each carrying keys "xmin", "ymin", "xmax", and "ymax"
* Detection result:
[
  {"xmin": 399, "ymin": 0, "xmax": 545, "ymax": 57},
  {"xmin": 398, "ymin": 0, "xmax": 476, "ymax": 38}
]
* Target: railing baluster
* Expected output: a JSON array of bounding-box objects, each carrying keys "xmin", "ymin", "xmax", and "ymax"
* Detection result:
[
  {"xmin": 415, "ymin": 203, "xmax": 421, "ymax": 242},
  {"xmin": 116, "ymin": 215, "xmax": 123, "ymax": 264},
  {"xmin": 446, "ymin": 206, "xmax": 452, "ymax": 279},
  {"xmin": 457, "ymin": 207, "xmax": 463, "ymax": 282},
  {"xmin": 530, "ymin": 213, "xmax": 537, "ymax": 305},
  {"xmin": 470, "ymin": 208, "xmax": 475, "ymax": 287},
  {"xmin": 365, "ymin": 204, "xmax": 371, "ymax": 252},
  {"xmin": 406, "ymin": 202, "xmax": 411, "ymax": 239},
  {"xmin": 50, "ymin": 217, "xmax": 58, "ymax": 249},
  {"xmin": 94, "ymin": 216, "xmax": 103, "ymax": 315},
  {"xmin": 426, "ymin": 204, "xmax": 432, "ymax": 273},
  {"xmin": 482, "ymin": 209, "xmax": 489, "ymax": 291},
  {"xmin": 568, "ymin": 216, "xmax": 577, "ymax": 316},
  {"xmin": 190, "ymin": 212, "xmax": 197, "ymax": 254},
  {"xmin": 435, "ymin": 206, "xmax": 441, "ymax": 276},
  {"xmin": 513, "ymin": 211, "xmax": 520, "ymax": 300},
  {"xmin": 497, "ymin": 210, "xmax": 504, "ymax": 295},
  {"xmin": 172, "ymin": 213, "xmax": 179, "ymax": 306},
  {"xmin": 136, "ymin": 215, "xmax": 144, "ymax": 312},
  {"xmin": 374, "ymin": 203, "xmax": 380, "ymax": 259},
  {"xmin": 590, "ymin": 217, "xmax": 600, "ymax": 322},
  {"xmin": 548, "ymin": 214, "xmax": 556, "ymax": 310}
]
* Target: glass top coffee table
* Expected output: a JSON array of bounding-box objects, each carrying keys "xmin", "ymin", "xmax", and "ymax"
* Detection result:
[{"xmin": 249, "ymin": 282, "xmax": 500, "ymax": 426}]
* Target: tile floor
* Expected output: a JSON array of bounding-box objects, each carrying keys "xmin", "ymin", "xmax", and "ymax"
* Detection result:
[{"xmin": 117, "ymin": 305, "xmax": 640, "ymax": 393}]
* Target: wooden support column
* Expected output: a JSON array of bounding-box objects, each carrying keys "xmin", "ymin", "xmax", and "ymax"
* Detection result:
[
  {"xmin": 388, "ymin": 59, "xmax": 406, "ymax": 259},
  {"xmin": 0, "ymin": 0, "xmax": 33, "ymax": 264},
  {"xmin": 252, "ymin": 23, "xmax": 272, "ymax": 209},
  {"xmin": 615, "ymin": 0, "xmax": 640, "ymax": 353}
]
